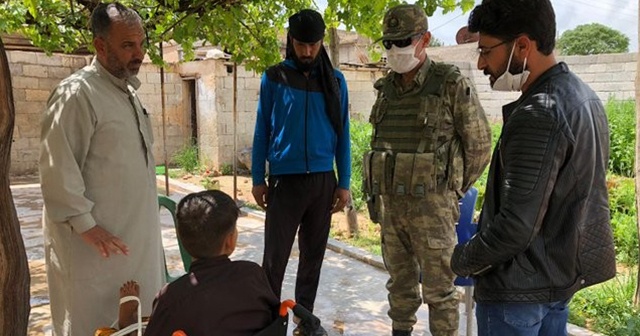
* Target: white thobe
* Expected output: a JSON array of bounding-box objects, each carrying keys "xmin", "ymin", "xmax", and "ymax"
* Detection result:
[{"xmin": 39, "ymin": 58, "xmax": 165, "ymax": 336}]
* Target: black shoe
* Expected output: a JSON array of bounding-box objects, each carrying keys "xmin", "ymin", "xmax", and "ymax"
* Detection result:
[
  {"xmin": 293, "ymin": 325, "xmax": 328, "ymax": 336},
  {"xmin": 392, "ymin": 329, "xmax": 412, "ymax": 336}
]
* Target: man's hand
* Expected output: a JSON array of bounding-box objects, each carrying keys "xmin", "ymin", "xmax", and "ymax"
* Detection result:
[
  {"xmin": 331, "ymin": 188, "xmax": 350, "ymax": 213},
  {"xmin": 252, "ymin": 184, "xmax": 268, "ymax": 210},
  {"xmin": 80, "ymin": 225, "xmax": 129, "ymax": 258}
]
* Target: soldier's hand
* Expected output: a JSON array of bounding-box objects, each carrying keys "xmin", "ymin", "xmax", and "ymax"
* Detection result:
[
  {"xmin": 80, "ymin": 225, "xmax": 129, "ymax": 258},
  {"xmin": 252, "ymin": 184, "xmax": 268, "ymax": 210},
  {"xmin": 331, "ymin": 188, "xmax": 350, "ymax": 213}
]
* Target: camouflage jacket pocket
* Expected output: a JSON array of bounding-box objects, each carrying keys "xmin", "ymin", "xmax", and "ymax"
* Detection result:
[
  {"xmin": 367, "ymin": 151, "xmax": 392, "ymax": 195},
  {"xmin": 392, "ymin": 153, "xmax": 414, "ymax": 196},
  {"xmin": 392, "ymin": 153, "xmax": 436, "ymax": 196},
  {"xmin": 410, "ymin": 153, "xmax": 435, "ymax": 196}
]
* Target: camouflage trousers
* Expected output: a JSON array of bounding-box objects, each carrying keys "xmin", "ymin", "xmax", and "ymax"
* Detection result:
[{"xmin": 380, "ymin": 190, "xmax": 460, "ymax": 336}]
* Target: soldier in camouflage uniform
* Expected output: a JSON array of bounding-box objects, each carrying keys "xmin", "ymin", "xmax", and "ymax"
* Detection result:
[{"xmin": 363, "ymin": 4, "xmax": 492, "ymax": 336}]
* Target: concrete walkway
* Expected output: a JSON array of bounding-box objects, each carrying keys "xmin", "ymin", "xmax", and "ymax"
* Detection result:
[{"xmin": 12, "ymin": 178, "xmax": 600, "ymax": 336}]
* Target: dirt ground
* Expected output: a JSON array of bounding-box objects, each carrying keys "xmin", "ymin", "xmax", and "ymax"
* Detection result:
[
  {"xmin": 168, "ymin": 173, "xmax": 371, "ymax": 236},
  {"xmin": 173, "ymin": 173, "xmax": 255, "ymax": 203}
]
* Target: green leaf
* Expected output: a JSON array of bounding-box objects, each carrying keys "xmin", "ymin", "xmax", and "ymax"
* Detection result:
[
  {"xmin": 24, "ymin": 0, "xmax": 38, "ymax": 19},
  {"xmin": 1, "ymin": 0, "xmax": 474, "ymax": 71}
]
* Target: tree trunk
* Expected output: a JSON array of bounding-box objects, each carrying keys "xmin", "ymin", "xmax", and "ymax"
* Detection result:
[
  {"xmin": 0, "ymin": 36, "xmax": 31, "ymax": 334},
  {"xmin": 634, "ymin": 0, "xmax": 640, "ymax": 307},
  {"xmin": 329, "ymin": 27, "xmax": 340, "ymax": 68},
  {"xmin": 328, "ymin": 27, "xmax": 359, "ymax": 235}
]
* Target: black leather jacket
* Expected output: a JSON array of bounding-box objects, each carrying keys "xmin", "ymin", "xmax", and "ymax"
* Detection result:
[{"xmin": 451, "ymin": 62, "xmax": 616, "ymax": 303}]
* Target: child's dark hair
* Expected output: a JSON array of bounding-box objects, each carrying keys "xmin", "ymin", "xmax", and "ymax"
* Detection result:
[{"xmin": 176, "ymin": 190, "xmax": 240, "ymax": 259}]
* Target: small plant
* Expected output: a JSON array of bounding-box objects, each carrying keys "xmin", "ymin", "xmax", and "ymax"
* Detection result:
[
  {"xmin": 172, "ymin": 142, "xmax": 200, "ymax": 174},
  {"xmin": 220, "ymin": 163, "xmax": 234, "ymax": 176},
  {"xmin": 202, "ymin": 176, "xmax": 220, "ymax": 190}
]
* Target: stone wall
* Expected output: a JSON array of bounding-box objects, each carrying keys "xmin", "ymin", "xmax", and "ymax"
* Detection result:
[
  {"xmin": 8, "ymin": 50, "xmax": 189, "ymax": 175},
  {"xmin": 174, "ymin": 60, "xmax": 385, "ymax": 169},
  {"xmin": 428, "ymin": 43, "xmax": 638, "ymax": 121},
  {"xmin": 8, "ymin": 45, "xmax": 638, "ymax": 175}
]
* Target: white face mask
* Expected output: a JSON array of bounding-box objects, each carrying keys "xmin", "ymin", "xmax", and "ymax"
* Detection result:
[
  {"xmin": 492, "ymin": 44, "xmax": 530, "ymax": 92},
  {"xmin": 387, "ymin": 44, "xmax": 421, "ymax": 74}
]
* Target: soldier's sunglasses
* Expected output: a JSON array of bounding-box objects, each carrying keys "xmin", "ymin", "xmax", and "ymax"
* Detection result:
[
  {"xmin": 382, "ymin": 33, "xmax": 423, "ymax": 50},
  {"xmin": 382, "ymin": 37, "xmax": 413, "ymax": 50}
]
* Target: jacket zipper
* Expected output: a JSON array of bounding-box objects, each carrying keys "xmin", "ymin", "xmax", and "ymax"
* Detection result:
[{"xmin": 304, "ymin": 77, "xmax": 310, "ymax": 173}]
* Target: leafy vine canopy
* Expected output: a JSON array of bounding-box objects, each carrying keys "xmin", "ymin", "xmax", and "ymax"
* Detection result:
[{"xmin": 0, "ymin": 0, "xmax": 474, "ymax": 72}]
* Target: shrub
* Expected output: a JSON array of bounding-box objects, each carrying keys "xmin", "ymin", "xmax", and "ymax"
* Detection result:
[
  {"xmin": 349, "ymin": 118, "xmax": 373, "ymax": 211},
  {"xmin": 172, "ymin": 142, "xmax": 200, "ymax": 174},
  {"xmin": 569, "ymin": 272, "xmax": 640, "ymax": 335},
  {"xmin": 606, "ymin": 99, "xmax": 635, "ymax": 177},
  {"xmin": 608, "ymin": 175, "xmax": 638, "ymax": 266}
]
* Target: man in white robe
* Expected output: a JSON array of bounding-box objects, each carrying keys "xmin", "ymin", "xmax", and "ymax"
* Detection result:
[{"xmin": 39, "ymin": 3, "xmax": 165, "ymax": 335}]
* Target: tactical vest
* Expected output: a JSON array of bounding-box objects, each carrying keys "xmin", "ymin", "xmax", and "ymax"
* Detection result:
[{"xmin": 364, "ymin": 61, "xmax": 462, "ymax": 197}]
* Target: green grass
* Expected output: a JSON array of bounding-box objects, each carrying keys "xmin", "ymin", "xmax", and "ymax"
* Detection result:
[
  {"xmin": 569, "ymin": 271, "xmax": 640, "ymax": 335},
  {"xmin": 606, "ymin": 99, "xmax": 635, "ymax": 177},
  {"xmin": 168, "ymin": 168, "xmax": 184, "ymax": 179},
  {"xmin": 331, "ymin": 219, "xmax": 382, "ymax": 256},
  {"xmin": 155, "ymin": 165, "xmax": 166, "ymax": 175},
  {"xmin": 607, "ymin": 175, "xmax": 638, "ymax": 266}
]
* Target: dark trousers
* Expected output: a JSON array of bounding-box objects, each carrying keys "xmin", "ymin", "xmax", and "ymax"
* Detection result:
[{"xmin": 262, "ymin": 171, "xmax": 336, "ymax": 312}]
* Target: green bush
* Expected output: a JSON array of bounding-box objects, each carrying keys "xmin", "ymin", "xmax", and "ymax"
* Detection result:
[
  {"xmin": 608, "ymin": 175, "xmax": 638, "ymax": 266},
  {"xmin": 349, "ymin": 119, "xmax": 373, "ymax": 211},
  {"xmin": 606, "ymin": 99, "xmax": 635, "ymax": 177},
  {"xmin": 172, "ymin": 142, "xmax": 200, "ymax": 173},
  {"xmin": 609, "ymin": 175, "xmax": 637, "ymax": 215},
  {"xmin": 569, "ymin": 272, "xmax": 640, "ymax": 336},
  {"xmin": 473, "ymin": 122, "xmax": 502, "ymax": 212}
]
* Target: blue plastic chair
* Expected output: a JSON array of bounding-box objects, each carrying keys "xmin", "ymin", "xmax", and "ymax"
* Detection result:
[
  {"xmin": 454, "ymin": 187, "xmax": 479, "ymax": 336},
  {"xmin": 158, "ymin": 195, "xmax": 192, "ymax": 282},
  {"xmin": 454, "ymin": 187, "xmax": 479, "ymax": 286}
]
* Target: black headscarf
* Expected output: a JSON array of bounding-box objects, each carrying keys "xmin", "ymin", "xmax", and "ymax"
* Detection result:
[{"xmin": 287, "ymin": 9, "xmax": 343, "ymax": 136}]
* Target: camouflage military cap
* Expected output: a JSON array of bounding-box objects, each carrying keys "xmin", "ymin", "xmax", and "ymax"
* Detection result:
[{"xmin": 377, "ymin": 4, "xmax": 429, "ymax": 42}]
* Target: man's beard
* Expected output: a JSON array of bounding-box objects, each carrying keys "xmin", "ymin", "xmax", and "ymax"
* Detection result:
[
  {"xmin": 106, "ymin": 49, "xmax": 142, "ymax": 79},
  {"xmin": 292, "ymin": 52, "xmax": 319, "ymax": 72},
  {"xmin": 486, "ymin": 57, "xmax": 526, "ymax": 86}
]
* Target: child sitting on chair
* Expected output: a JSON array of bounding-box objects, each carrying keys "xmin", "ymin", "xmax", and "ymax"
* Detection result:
[{"xmin": 143, "ymin": 190, "xmax": 280, "ymax": 335}]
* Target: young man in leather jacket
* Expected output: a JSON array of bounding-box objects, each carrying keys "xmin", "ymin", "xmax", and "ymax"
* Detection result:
[{"xmin": 451, "ymin": 1, "xmax": 616, "ymax": 335}]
